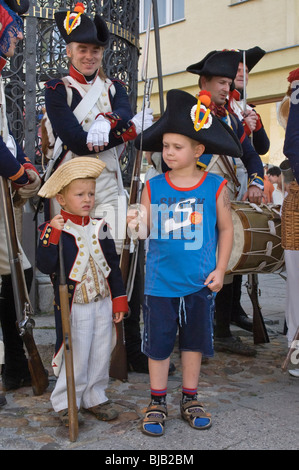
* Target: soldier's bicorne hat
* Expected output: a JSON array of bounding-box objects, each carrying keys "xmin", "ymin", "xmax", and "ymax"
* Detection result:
[
  {"xmin": 3, "ymin": 0, "xmax": 29, "ymax": 14},
  {"xmin": 135, "ymin": 89, "xmax": 243, "ymax": 158},
  {"xmin": 239, "ymin": 46, "xmax": 266, "ymax": 72},
  {"xmin": 55, "ymin": 2, "xmax": 109, "ymax": 46},
  {"xmin": 0, "ymin": 0, "xmax": 28, "ymax": 55},
  {"xmin": 186, "ymin": 50, "xmax": 242, "ymax": 80}
]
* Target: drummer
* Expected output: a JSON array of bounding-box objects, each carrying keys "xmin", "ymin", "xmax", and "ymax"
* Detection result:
[
  {"xmin": 227, "ymin": 47, "xmax": 270, "ymax": 339},
  {"xmin": 186, "ymin": 49, "xmax": 264, "ymax": 356}
]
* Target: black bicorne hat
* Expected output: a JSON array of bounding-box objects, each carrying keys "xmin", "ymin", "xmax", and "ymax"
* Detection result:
[
  {"xmin": 239, "ymin": 46, "xmax": 266, "ymax": 72},
  {"xmin": 3, "ymin": 0, "xmax": 29, "ymax": 15},
  {"xmin": 55, "ymin": 2, "xmax": 109, "ymax": 46},
  {"xmin": 135, "ymin": 89, "xmax": 243, "ymax": 158},
  {"xmin": 186, "ymin": 50, "xmax": 242, "ymax": 80}
]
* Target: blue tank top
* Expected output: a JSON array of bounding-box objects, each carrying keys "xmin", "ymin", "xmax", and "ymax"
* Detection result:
[{"xmin": 145, "ymin": 171, "xmax": 226, "ymax": 297}]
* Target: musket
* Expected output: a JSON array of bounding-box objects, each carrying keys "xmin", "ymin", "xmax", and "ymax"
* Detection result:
[
  {"xmin": 109, "ymin": 4, "xmax": 154, "ymax": 381},
  {"xmin": 246, "ymin": 274, "xmax": 269, "ymax": 344},
  {"xmin": 281, "ymin": 326, "xmax": 299, "ymax": 372},
  {"xmin": 242, "ymin": 50, "xmax": 247, "ymax": 116},
  {"xmin": 58, "ymin": 237, "xmax": 78, "ymax": 441},
  {"xmin": 0, "ymin": 176, "xmax": 49, "ymax": 396},
  {"xmin": 242, "ymin": 51, "xmax": 268, "ymax": 344},
  {"xmin": 242, "ymin": 50, "xmax": 254, "ymax": 146}
]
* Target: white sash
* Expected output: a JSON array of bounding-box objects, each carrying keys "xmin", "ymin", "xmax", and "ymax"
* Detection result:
[{"xmin": 45, "ymin": 76, "xmax": 107, "ymax": 180}]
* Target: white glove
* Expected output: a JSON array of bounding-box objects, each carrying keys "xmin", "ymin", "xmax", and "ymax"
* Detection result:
[
  {"xmin": 86, "ymin": 115, "xmax": 111, "ymax": 151},
  {"xmin": 18, "ymin": 169, "xmax": 41, "ymax": 198},
  {"xmin": 131, "ymin": 108, "xmax": 153, "ymax": 134}
]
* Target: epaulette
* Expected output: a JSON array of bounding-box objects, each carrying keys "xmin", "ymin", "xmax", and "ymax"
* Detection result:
[
  {"xmin": 110, "ymin": 77, "xmax": 128, "ymax": 90},
  {"xmin": 45, "ymin": 78, "xmax": 65, "ymax": 91}
]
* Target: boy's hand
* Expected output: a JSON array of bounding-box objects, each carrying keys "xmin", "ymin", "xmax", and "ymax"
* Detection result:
[
  {"xmin": 113, "ymin": 312, "xmax": 125, "ymax": 323},
  {"xmin": 127, "ymin": 204, "xmax": 147, "ymax": 239},
  {"xmin": 50, "ymin": 214, "xmax": 64, "ymax": 230},
  {"xmin": 204, "ymin": 268, "xmax": 225, "ymax": 292}
]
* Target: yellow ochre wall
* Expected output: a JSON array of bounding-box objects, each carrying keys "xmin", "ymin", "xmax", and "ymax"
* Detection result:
[{"xmin": 137, "ymin": 0, "xmax": 299, "ymax": 166}]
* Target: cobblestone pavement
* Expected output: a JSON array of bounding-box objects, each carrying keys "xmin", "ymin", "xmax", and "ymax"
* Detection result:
[{"xmin": 0, "ymin": 273, "xmax": 298, "ymax": 451}]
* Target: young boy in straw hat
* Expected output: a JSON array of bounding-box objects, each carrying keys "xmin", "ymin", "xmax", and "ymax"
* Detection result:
[
  {"xmin": 128, "ymin": 89, "xmax": 242, "ymax": 437},
  {"xmin": 37, "ymin": 157, "xmax": 128, "ymax": 425}
]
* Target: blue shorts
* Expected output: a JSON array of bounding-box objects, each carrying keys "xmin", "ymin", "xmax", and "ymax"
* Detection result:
[{"xmin": 142, "ymin": 287, "xmax": 215, "ymax": 360}]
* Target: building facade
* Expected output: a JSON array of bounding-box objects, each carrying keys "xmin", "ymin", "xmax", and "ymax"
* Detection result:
[{"xmin": 138, "ymin": 0, "xmax": 299, "ymax": 166}]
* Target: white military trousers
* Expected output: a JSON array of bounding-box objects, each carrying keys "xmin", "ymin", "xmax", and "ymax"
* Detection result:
[
  {"xmin": 284, "ymin": 250, "xmax": 299, "ymax": 347},
  {"xmin": 51, "ymin": 295, "xmax": 113, "ymax": 412}
]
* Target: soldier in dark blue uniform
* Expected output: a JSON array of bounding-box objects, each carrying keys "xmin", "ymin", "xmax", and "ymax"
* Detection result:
[
  {"xmin": 283, "ymin": 68, "xmax": 299, "ymax": 184},
  {"xmin": 187, "ymin": 50, "xmax": 265, "ymax": 356},
  {"xmin": 280, "ymin": 68, "xmax": 299, "ymax": 378},
  {"xmin": 0, "ymin": 0, "xmax": 41, "ymax": 400},
  {"xmin": 228, "ymin": 47, "xmax": 270, "ymax": 333},
  {"xmin": 37, "ymin": 157, "xmax": 128, "ymax": 423},
  {"xmin": 228, "ymin": 47, "xmax": 270, "ymax": 157},
  {"xmin": 43, "ymin": 3, "xmax": 152, "ymax": 254}
]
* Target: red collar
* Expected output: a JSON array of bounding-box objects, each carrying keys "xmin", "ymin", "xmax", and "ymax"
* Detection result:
[
  {"xmin": 69, "ymin": 64, "xmax": 99, "ymax": 84},
  {"xmin": 61, "ymin": 209, "xmax": 90, "ymax": 226},
  {"xmin": 229, "ymin": 89, "xmax": 241, "ymax": 102},
  {"xmin": 0, "ymin": 57, "xmax": 7, "ymax": 75}
]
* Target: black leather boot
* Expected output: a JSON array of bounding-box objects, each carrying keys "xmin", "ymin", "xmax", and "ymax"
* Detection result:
[
  {"xmin": 0, "ymin": 269, "xmax": 33, "ymax": 390},
  {"xmin": 231, "ymin": 275, "xmax": 253, "ymax": 332},
  {"xmin": 214, "ymin": 282, "xmax": 256, "ymax": 357}
]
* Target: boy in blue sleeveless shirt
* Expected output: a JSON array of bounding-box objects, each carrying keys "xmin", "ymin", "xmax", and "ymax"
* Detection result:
[{"xmin": 128, "ymin": 89, "xmax": 242, "ymax": 436}]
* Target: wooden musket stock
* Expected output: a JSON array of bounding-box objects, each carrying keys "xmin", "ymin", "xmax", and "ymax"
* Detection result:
[
  {"xmin": 59, "ymin": 238, "xmax": 78, "ymax": 442},
  {"xmin": 109, "ymin": 149, "xmax": 143, "ymax": 381},
  {"xmin": 0, "ymin": 176, "xmax": 48, "ymax": 396},
  {"xmin": 247, "ymin": 274, "xmax": 269, "ymax": 344}
]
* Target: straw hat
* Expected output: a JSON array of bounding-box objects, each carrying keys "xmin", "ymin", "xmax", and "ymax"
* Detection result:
[{"xmin": 38, "ymin": 157, "xmax": 106, "ymax": 198}]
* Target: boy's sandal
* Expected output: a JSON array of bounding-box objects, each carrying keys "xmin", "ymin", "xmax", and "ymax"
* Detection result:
[
  {"xmin": 142, "ymin": 403, "xmax": 168, "ymax": 437},
  {"xmin": 180, "ymin": 400, "xmax": 212, "ymax": 430}
]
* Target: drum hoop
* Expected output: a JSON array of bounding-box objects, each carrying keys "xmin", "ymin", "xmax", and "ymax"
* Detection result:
[
  {"xmin": 231, "ymin": 206, "xmax": 251, "ymax": 272},
  {"xmin": 228, "ymin": 202, "xmax": 284, "ymax": 274}
]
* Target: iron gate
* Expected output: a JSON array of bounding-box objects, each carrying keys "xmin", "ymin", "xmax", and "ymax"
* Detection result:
[
  {"xmin": 2, "ymin": 1, "xmax": 140, "ymax": 309},
  {"xmin": 4, "ymin": 0, "xmax": 140, "ymax": 185}
]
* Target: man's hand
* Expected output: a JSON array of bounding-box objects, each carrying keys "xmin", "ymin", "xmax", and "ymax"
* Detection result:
[
  {"xmin": 243, "ymin": 109, "xmax": 258, "ymax": 132},
  {"xmin": 131, "ymin": 108, "xmax": 153, "ymax": 134},
  {"xmin": 17, "ymin": 169, "xmax": 41, "ymax": 198},
  {"xmin": 242, "ymin": 185, "xmax": 264, "ymax": 205},
  {"xmin": 86, "ymin": 115, "xmax": 111, "ymax": 152}
]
